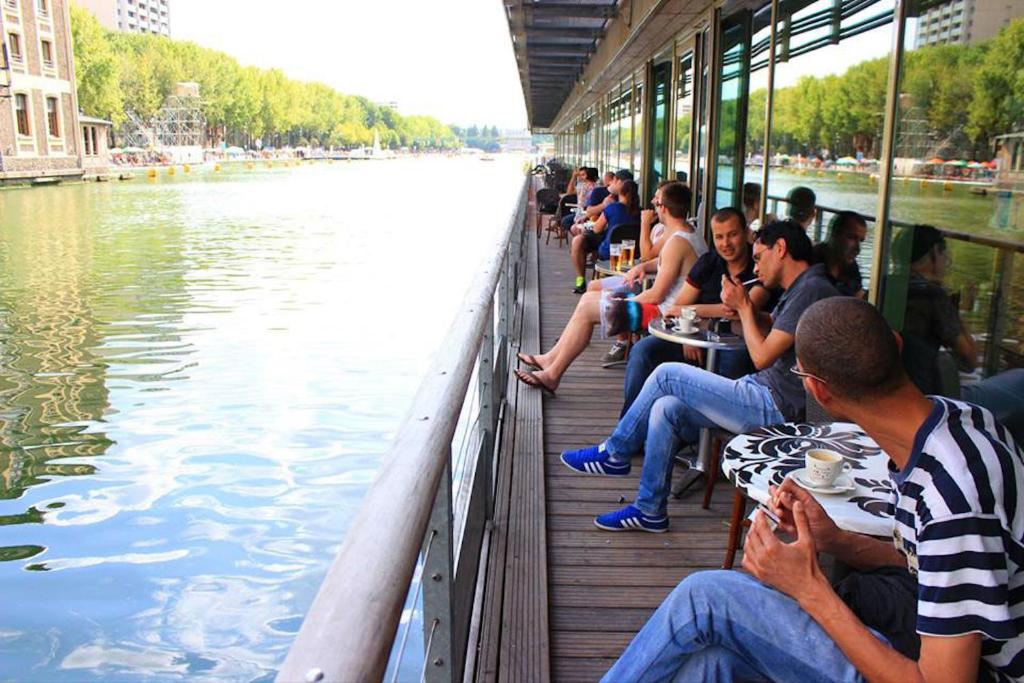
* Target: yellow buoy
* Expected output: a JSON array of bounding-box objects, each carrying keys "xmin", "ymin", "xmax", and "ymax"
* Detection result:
[
  {"xmin": 214, "ymin": 163, "xmax": 221, "ymax": 172},
  {"xmin": 183, "ymin": 164, "xmax": 191, "ymax": 173},
  {"xmin": 266, "ymin": 161, "xmax": 273, "ymax": 168},
  {"xmin": 817, "ymin": 170, "xmax": 825, "ymax": 177},
  {"xmin": 943, "ymin": 181, "xmax": 953, "ymax": 192},
  {"xmin": 836, "ymin": 173, "xmax": 843, "ymax": 180},
  {"xmin": 146, "ymin": 168, "xmax": 157, "ymax": 179},
  {"xmin": 167, "ymin": 166, "xmax": 176, "ymax": 176}
]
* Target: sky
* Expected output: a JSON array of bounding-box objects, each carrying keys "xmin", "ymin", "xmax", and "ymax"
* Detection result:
[{"xmin": 172, "ymin": 0, "xmax": 529, "ymax": 130}]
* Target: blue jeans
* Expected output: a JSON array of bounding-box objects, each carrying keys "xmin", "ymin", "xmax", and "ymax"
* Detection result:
[
  {"xmin": 602, "ymin": 571, "xmax": 869, "ymax": 683},
  {"xmin": 606, "ymin": 363, "xmax": 784, "ymax": 516},
  {"xmin": 621, "ymin": 336, "xmax": 755, "ymax": 418},
  {"xmin": 962, "ymin": 368, "xmax": 1024, "ymax": 444}
]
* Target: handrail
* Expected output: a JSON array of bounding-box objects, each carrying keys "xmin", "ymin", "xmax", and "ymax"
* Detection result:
[
  {"xmin": 277, "ymin": 178, "xmax": 529, "ymax": 683},
  {"xmin": 765, "ymin": 192, "xmax": 1024, "ymax": 254}
]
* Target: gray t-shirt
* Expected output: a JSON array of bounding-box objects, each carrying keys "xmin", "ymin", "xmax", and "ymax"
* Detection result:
[{"xmin": 752, "ymin": 263, "xmax": 840, "ymax": 420}]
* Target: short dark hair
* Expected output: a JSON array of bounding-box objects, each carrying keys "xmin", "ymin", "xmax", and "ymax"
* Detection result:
[
  {"xmin": 615, "ymin": 169, "xmax": 635, "ymax": 182},
  {"xmin": 755, "ymin": 219, "xmax": 814, "ymax": 263},
  {"xmin": 660, "ymin": 182, "xmax": 692, "ymax": 219},
  {"xmin": 711, "ymin": 207, "xmax": 747, "ymax": 231},
  {"xmin": 742, "ymin": 182, "xmax": 762, "ymax": 210},
  {"xmin": 787, "ymin": 186, "xmax": 817, "ymax": 223},
  {"xmin": 584, "ymin": 167, "xmax": 599, "ymax": 182},
  {"xmin": 910, "ymin": 224, "xmax": 946, "ymax": 263},
  {"xmin": 828, "ymin": 211, "xmax": 867, "ymax": 243},
  {"xmin": 796, "ymin": 298, "xmax": 906, "ymax": 401}
]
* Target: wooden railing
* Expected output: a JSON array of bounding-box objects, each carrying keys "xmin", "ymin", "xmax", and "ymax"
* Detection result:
[{"xmin": 276, "ymin": 178, "xmax": 529, "ymax": 683}]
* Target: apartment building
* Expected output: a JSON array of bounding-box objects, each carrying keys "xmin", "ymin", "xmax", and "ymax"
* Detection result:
[
  {"xmin": 77, "ymin": 0, "xmax": 170, "ymax": 37},
  {"xmin": 915, "ymin": 0, "xmax": 1023, "ymax": 48},
  {"xmin": 0, "ymin": 0, "xmax": 84, "ymax": 180}
]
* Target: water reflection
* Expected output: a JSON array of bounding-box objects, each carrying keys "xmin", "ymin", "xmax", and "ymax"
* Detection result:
[{"xmin": 0, "ymin": 157, "xmax": 527, "ymax": 680}]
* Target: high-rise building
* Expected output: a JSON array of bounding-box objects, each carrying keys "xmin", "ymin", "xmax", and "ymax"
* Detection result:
[
  {"xmin": 0, "ymin": 0, "xmax": 86, "ymax": 180},
  {"xmin": 915, "ymin": 0, "xmax": 1023, "ymax": 48},
  {"xmin": 76, "ymin": 0, "xmax": 170, "ymax": 37}
]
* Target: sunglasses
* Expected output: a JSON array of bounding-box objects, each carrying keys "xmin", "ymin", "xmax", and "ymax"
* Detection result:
[{"xmin": 790, "ymin": 364, "xmax": 828, "ymax": 385}]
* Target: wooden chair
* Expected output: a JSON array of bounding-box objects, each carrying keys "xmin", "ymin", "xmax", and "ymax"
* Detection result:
[{"xmin": 535, "ymin": 188, "xmax": 561, "ymax": 238}]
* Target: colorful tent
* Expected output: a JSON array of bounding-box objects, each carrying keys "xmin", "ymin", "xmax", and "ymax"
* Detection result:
[
  {"xmin": 926, "ymin": 157, "xmax": 946, "ymax": 164},
  {"xmin": 944, "ymin": 159, "xmax": 968, "ymax": 167}
]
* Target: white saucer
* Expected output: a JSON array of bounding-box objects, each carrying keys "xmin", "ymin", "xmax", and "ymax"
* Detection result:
[
  {"xmin": 790, "ymin": 468, "xmax": 855, "ymax": 495},
  {"xmin": 671, "ymin": 324, "xmax": 698, "ymax": 335}
]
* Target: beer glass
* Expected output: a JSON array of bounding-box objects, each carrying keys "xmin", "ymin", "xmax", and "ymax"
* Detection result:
[
  {"xmin": 609, "ymin": 243, "xmax": 622, "ymax": 271},
  {"xmin": 622, "ymin": 239, "xmax": 636, "ymax": 267}
]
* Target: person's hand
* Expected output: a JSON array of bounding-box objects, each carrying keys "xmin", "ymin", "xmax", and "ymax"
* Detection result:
[
  {"xmin": 769, "ymin": 479, "xmax": 841, "ymax": 552},
  {"xmin": 720, "ymin": 274, "xmax": 751, "ymax": 313},
  {"xmin": 683, "ymin": 345, "xmax": 704, "ymax": 365},
  {"xmin": 641, "ymin": 208, "xmax": 656, "ymax": 227},
  {"xmin": 623, "ymin": 264, "xmax": 645, "ymax": 285},
  {"xmin": 569, "ymin": 224, "xmax": 583, "ymax": 237},
  {"xmin": 742, "ymin": 502, "xmax": 829, "ymax": 605}
]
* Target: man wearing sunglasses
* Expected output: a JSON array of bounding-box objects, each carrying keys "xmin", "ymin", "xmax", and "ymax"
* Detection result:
[
  {"xmin": 603, "ymin": 297, "xmax": 1022, "ymax": 683},
  {"xmin": 560, "ymin": 219, "xmax": 839, "ymax": 532}
]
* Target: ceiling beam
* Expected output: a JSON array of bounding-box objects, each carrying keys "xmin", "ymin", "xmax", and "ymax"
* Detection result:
[{"xmin": 526, "ymin": 2, "xmax": 619, "ymax": 19}]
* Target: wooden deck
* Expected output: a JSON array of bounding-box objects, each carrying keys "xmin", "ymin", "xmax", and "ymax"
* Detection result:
[{"xmin": 474, "ymin": 197, "xmax": 736, "ymax": 682}]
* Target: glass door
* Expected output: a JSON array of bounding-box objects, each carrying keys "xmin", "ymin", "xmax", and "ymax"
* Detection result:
[{"xmin": 644, "ymin": 59, "xmax": 673, "ymax": 203}]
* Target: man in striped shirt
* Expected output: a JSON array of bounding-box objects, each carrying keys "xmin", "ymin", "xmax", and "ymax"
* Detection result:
[{"xmin": 603, "ymin": 297, "xmax": 1022, "ymax": 682}]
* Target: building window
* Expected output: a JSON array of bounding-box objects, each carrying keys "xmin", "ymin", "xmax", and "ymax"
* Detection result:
[
  {"xmin": 40, "ymin": 39, "xmax": 52, "ymax": 67},
  {"xmin": 4, "ymin": 0, "xmax": 18, "ymax": 9},
  {"xmin": 37, "ymin": 0, "xmax": 47, "ymax": 15},
  {"xmin": 8, "ymin": 33, "xmax": 22, "ymax": 62},
  {"xmin": 46, "ymin": 96, "xmax": 58, "ymax": 137},
  {"xmin": 82, "ymin": 126, "xmax": 92, "ymax": 155},
  {"xmin": 15, "ymin": 93, "xmax": 29, "ymax": 136}
]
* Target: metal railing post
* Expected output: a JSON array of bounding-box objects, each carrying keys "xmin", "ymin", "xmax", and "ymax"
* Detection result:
[
  {"xmin": 478, "ymin": 302, "xmax": 496, "ymax": 517},
  {"xmin": 422, "ymin": 457, "xmax": 455, "ymax": 683},
  {"xmin": 983, "ymin": 248, "xmax": 1015, "ymax": 375}
]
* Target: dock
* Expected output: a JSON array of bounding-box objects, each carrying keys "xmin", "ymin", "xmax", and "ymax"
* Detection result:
[{"xmin": 473, "ymin": 195, "xmax": 735, "ymax": 682}]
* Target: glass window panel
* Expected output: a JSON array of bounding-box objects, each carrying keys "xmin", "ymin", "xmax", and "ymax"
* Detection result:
[
  {"xmin": 881, "ymin": 0, "xmax": 1023, "ymax": 374},
  {"xmin": 674, "ymin": 51, "xmax": 695, "ymax": 186},
  {"xmin": 764, "ymin": 0, "xmax": 895, "ymax": 284}
]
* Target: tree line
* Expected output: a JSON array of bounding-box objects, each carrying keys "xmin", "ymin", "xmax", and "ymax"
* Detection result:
[{"xmin": 69, "ymin": 4, "xmax": 461, "ymax": 150}]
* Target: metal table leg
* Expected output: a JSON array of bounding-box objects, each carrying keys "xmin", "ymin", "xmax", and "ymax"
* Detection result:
[{"xmin": 672, "ymin": 347, "xmax": 718, "ymax": 499}]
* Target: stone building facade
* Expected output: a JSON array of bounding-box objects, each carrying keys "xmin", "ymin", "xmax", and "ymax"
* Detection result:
[{"xmin": 1, "ymin": 0, "xmax": 83, "ymax": 182}]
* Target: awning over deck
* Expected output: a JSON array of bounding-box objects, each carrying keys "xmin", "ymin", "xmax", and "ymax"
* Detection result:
[{"xmin": 505, "ymin": 0, "xmax": 717, "ymax": 132}]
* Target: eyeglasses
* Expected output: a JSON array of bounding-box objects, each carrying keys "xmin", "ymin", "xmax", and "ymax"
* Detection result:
[{"xmin": 790, "ymin": 364, "xmax": 828, "ymax": 385}]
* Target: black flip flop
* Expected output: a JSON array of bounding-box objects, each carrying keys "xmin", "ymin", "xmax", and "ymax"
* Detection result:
[
  {"xmin": 514, "ymin": 369, "xmax": 556, "ymax": 397},
  {"xmin": 517, "ymin": 352, "xmax": 542, "ymax": 370}
]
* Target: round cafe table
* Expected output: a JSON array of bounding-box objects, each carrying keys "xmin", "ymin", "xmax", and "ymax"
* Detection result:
[
  {"xmin": 594, "ymin": 259, "xmax": 627, "ymax": 277},
  {"xmin": 721, "ymin": 422, "xmax": 895, "ymax": 536},
  {"xmin": 647, "ymin": 318, "xmax": 749, "ymax": 491}
]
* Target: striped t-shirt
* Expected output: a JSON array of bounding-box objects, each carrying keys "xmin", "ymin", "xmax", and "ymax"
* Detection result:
[{"xmin": 889, "ymin": 397, "xmax": 1023, "ymax": 682}]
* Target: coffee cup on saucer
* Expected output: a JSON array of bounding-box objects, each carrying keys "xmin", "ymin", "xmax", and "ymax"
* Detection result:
[
  {"xmin": 672, "ymin": 318, "xmax": 697, "ymax": 334},
  {"xmin": 805, "ymin": 449, "xmax": 851, "ymax": 487}
]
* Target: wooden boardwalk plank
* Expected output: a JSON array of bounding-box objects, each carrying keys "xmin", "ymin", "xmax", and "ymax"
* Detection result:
[
  {"xmin": 476, "ymin": 193, "xmax": 736, "ymax": 683},
  {"xmin": 534, "ymin": 227, "xmax": 735, "ymax": 681}
]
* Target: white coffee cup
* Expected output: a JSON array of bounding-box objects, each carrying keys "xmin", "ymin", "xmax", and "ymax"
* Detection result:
[
  {"xmin": 672, "ymin": 318, "xmax": 697, "ymax": 334},
  {"xmin": 805, "ymin": 449, "xmax": 851, "ymax": 486},
  {"xmin": 680, "ymin": 307, "xmax": 698, "ymax": 322}
]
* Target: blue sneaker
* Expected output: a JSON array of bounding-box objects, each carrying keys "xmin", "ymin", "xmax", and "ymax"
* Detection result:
[
  {"xmin": 560, "ymin": 444, "xmax": 631, "ymax": 476},
  {"xmin": 595, "ymin": 505, "xmax": 669, "ymax": 533}
]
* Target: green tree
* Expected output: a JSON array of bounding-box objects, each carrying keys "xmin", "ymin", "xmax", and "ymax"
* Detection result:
[{"xmin": 69, "ymin": 3, "xmax": 124, "ymax": 123}]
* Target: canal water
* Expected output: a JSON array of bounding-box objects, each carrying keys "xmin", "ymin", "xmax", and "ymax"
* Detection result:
[{"xmin": 0, "ymin": 156, "xmax": 527, "ymax": 681}]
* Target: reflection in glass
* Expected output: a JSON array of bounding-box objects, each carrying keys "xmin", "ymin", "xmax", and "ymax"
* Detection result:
[
  {"xmin": 883, "ymin": 0, "xmax": 1023, "ymax": 373},
  {"xmin": 674, "ymin": 50, "xmax": 695, "ymax": 190}
]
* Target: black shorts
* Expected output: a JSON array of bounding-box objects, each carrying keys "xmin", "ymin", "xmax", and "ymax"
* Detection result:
[{"xmin": 581, "ymin": 230, "xmax": 604, "ymax": 252}]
